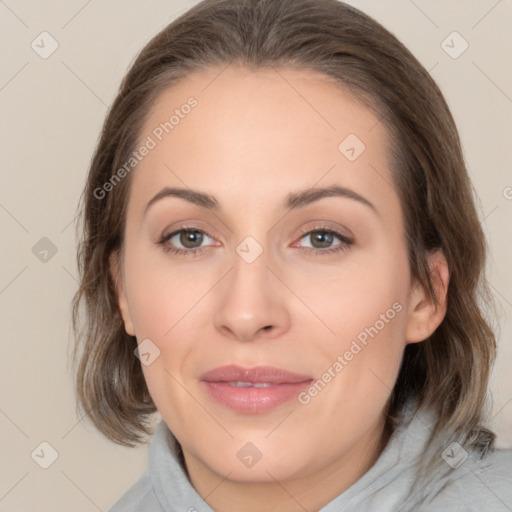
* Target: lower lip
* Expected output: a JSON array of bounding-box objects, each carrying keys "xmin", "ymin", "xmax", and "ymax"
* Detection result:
[{"xmin": 201, "ymin": 381, "xmax": 312, "ymax": 413}]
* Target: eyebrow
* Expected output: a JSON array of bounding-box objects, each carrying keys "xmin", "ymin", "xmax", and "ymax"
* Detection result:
[{"xmin": 144, "ymin": 184, "xmax": 379, "ymax": 216}]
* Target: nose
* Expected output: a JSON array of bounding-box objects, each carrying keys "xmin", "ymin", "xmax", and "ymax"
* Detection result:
[{"xmin": 212, "ymin": 246, "xmax": 291, "ymax": 342}]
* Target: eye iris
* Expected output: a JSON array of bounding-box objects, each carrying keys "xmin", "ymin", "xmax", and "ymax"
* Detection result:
[
  {"xmin": 180, "ymin": 230, "xmax": 203, "ymax": 248},
  {"xmin": 311, "ymin": 231, "xmax": 333, "ymax": 249}
]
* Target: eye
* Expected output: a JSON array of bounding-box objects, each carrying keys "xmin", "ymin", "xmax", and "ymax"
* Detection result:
[
  {"xmin": 158, "ymin": 227, "xmax": 214, "ymax": 257},
  {"xmin": 295, "ymin": 226, "xmax": 353, "ymax": 256},
  {"xmin": 157, "ymin": 225, "xmax": 353, "ymax": 258}
]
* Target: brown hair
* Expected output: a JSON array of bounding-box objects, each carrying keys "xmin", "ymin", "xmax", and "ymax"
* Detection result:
[{"xmin": 71, "ymin": 0, "xmax": 497, "ymax": 452}]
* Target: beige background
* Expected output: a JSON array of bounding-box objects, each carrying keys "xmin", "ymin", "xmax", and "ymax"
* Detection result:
[{"xmin": 0, "ymin": 0, "xmax": 511, "ymax": 510}]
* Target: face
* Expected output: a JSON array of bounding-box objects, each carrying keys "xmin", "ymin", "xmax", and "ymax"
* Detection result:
[{"xmin": 112, "ymin": 66, "xmax": 447, "ymax": 492}]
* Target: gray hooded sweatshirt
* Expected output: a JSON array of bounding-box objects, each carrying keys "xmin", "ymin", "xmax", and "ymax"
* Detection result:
[{"xmin": 108, "ymin": 403, "xmax": 512, "ymax": 511}]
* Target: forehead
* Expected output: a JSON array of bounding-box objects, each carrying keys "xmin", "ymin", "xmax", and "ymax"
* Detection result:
[{"xmin": 129, "ymin": 65, "xmax": 399, "ymax": 222}]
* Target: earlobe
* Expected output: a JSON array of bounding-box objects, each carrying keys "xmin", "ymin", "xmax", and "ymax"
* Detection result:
[
  {"xmin": 405, "ymin": 249, "xmax": 450, "ymax": 344},
  {"xmin": 109, "ymin": 250, "xmax": 136, "ymax": 336}
]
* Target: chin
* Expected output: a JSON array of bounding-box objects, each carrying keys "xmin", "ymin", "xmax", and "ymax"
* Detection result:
[{"xmin": 199, "ymin": 446, "xmax": 309, "ymax": 483}]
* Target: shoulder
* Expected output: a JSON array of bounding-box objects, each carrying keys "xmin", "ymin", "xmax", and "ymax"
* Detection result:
[
  {"xmin": 424, "ymin": 446, "xmax": 512, "ymax": 511},
  {"xmin": 108, "ymin": 470, "xmax": 164, "ymax": 512}
]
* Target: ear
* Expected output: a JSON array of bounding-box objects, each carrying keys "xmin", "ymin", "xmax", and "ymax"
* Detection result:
[
  {"xmin": 109, "ymin": 250, "xmax": 136, "ymax": 336},
  {"xmin": 405, "ymin": 249, "xmax": 450, "ymax": 344}
]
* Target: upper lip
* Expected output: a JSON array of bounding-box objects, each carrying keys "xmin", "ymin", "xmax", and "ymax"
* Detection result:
[{"xmin": 200, "ymin": 365, "xmax": 313, "ymax": 384}]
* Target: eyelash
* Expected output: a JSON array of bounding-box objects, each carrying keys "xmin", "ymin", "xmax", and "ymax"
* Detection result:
[{"xmin": 157, "ymin": 225, "xmax": 353, "ymax": 257}]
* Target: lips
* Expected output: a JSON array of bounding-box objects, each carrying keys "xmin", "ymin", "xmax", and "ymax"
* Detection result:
[
  {"xmin": 200, "ymin": 365, "xmax": 313, "ymax": 414},
  {"xmin": 200, "ymin": 365, "xmax": 313, "ymax": 385}
]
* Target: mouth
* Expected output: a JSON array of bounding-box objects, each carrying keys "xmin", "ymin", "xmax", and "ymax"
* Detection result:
[{"xmin": 200, "ymin": 365, "xmax": 313, "ymax": 414}]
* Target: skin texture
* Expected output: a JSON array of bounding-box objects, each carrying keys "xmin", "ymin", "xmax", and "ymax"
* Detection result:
[{"xmin": 111, "ymin": 66, "xmax": 449, "ymax": 512}]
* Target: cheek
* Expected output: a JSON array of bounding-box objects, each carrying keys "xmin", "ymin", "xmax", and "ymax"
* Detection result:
[
  {"xmin": 300, "ymin": 247, "xmax": 410, "ymax": 400},
  {"xmin": 297, "ymin": 247, "xmax": 409, "ymax": 344},
  {"xmin": 319, "ymin": 280, "xmax": 407, "ymax": 393},
  {"xmin": 123, "ymin": 248, "xmax": 216, "ymax": 401},
  {"xmin": 123, "ymin": 245, "xmax": 211, "ymax": 338}
]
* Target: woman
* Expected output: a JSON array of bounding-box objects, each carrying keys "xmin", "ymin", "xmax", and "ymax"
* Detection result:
[{"xmin": 71, "ymin": 0, "xmax": 512, "ymax": 510}]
